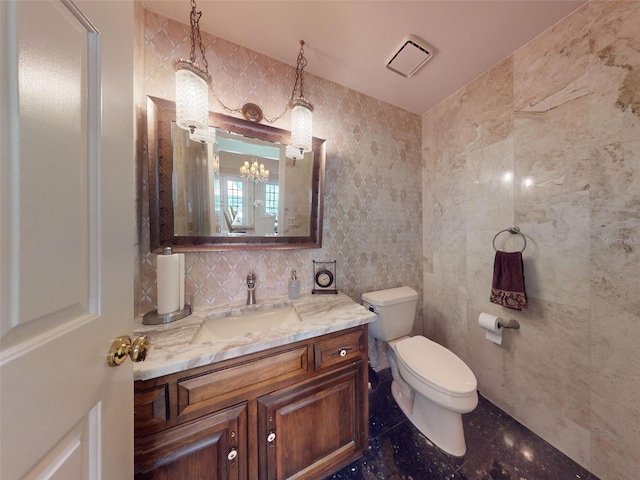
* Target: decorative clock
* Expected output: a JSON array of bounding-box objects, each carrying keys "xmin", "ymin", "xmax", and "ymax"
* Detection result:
[{"xmin": 312, "ymin": 260, "xmax": 338, "ymax": 294}]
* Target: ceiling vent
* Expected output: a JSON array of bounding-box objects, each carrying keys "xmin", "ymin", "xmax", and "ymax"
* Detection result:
[{"xmin": 385, "ymin": 35, "xmax": 433, "ymax": 78}]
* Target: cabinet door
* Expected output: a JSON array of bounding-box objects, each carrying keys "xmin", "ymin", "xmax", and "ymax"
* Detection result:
[
  {"xmin": 135, "ymin": 402, "xmax": 247, "ymax": 480},
  {"xmin": 258, "ymin": 364, "xmax": 365, "ymax": 480}
]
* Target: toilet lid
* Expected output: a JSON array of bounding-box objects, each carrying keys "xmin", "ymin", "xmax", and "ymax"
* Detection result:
[{"xmin": 395, "ymin": 336, "xmax": 477, "ymax": 395}]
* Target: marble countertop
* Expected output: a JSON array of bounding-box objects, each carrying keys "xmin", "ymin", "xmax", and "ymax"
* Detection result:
[{"xmin": 134, "ymin": 292, "xmax": 376, "ymax": 381}]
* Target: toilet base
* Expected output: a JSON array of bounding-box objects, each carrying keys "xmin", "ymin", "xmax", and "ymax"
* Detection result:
[{"xmin": 391, "ymin": 380, "xmax": 468, "ymax": 457}]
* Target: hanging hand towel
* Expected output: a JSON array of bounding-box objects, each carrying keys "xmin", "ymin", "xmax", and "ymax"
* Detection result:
[{"xmin": 490, "ymin": 251, "xmax": 527, "ymax": 310}]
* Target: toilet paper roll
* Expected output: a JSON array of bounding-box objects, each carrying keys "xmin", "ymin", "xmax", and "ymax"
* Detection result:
[
  {"xmin": 479, "ymin": 312, "xmax": 503, "ymax": 345},
  {"xmin": 157, "ymin": 254, "xmax": 180, "ymax": 314}
]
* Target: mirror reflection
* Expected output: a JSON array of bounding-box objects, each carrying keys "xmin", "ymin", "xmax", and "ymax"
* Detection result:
[
  {"xmin": 172, "ymin": 124, "xmax": 313, "ymax": 238},
  {"xmin": 147, "ymin": 96, "xmax": 325, "ymax": 252}
]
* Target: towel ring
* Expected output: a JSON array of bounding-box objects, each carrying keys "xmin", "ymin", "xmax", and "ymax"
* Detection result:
[{"xmin": 493, "ymin": 226, "xmax": 527, "ymax": 253}]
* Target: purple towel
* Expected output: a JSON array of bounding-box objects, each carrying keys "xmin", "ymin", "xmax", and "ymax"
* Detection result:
[{"xmin": 490, "ymin": 251, "xmax": 527, "ymax": 310}]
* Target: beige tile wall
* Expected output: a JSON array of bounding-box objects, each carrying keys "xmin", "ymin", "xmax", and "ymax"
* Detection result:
[
  {"xmin": 137, "ymin": 12, "xmax": 423, "ymax": 333},
  {"xmin": 422, "ymin": 2, "xmax": 640, "ymax": 478}
]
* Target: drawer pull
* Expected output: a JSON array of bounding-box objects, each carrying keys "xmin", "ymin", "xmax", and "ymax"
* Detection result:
[
  {"xmin": 267, "ymin": 431, "xmax": 276, "ymax": 443},
  {"xmin": 227, "ymin": 448, "xmax": 238, "ymax": 461},
  {"xmin": 330, "ymin": 346, "xmax": 354, "ymax": 358}
]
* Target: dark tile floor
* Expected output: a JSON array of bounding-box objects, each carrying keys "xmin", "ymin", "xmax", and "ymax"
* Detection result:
[{"xmin": 328, "ymin": 369, "xmax": 599, "ymax": 480}]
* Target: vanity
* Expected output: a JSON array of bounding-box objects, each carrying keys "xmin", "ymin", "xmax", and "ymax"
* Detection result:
[
  {"xmin": 138, "ymin": 94, "xmax": 368, "ymax": 478},
  {"xmin": 133, "ymin": 293, "xmax": 375, "ymax": 480}
]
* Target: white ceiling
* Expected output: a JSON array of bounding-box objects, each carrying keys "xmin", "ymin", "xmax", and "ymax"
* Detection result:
[{"xmin": 142, "ymin": 0, "xmax": 587, "ymax": 116}]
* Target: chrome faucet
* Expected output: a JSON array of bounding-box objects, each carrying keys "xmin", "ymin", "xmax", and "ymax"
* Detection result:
[{"xmin": 246, "ymin": 272, "xmax": 257, "ymax": 305}]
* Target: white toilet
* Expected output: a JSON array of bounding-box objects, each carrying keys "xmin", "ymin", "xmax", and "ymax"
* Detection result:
[{"xmin": 362, "ymin": 286, "xmax": 478, "ymax": 457}]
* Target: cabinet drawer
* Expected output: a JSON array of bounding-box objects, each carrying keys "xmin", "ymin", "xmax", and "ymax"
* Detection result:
[
  {"xmin": 314, "ymin": 329, "xmax": 364, "ymax": 370},
  {"xmin": 178, "ymin": 346, "xmax": 308, "ymax": 418},
  {"xmin": 134, "ymin": 383, "xmax": 169, "ymax": 436}
]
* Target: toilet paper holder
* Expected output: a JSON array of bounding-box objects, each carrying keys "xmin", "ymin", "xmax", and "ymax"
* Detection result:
[
  {"xmin": 143, "ymin": 293, "xmax": 194, "ymax": 325},
  {"xmin": 498, "ymin": 318, "xmax": 520, "ymax": 329}
]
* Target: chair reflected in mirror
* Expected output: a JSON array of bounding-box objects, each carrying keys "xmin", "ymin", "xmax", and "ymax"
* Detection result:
[{"xmin": 223, "ymin": 205, "xmax": 249, "ymax": 234}]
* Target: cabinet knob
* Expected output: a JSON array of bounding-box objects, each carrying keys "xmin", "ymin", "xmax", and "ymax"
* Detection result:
[
  {"xmin": 267, "ymin": 432, "xmax": 276, "ymax": 443},
  {"xmin": 227, "ymin": 448, "xmax": 238, "ymax": 461},
  {"xmin": 329, "ymin": 346, "xmax": 353, "ymax": 358}
]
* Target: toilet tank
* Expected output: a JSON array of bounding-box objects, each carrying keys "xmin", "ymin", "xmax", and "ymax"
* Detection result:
[{"xmin": 362, "ymin": 286, "xmax": 418, "ymax": 341}]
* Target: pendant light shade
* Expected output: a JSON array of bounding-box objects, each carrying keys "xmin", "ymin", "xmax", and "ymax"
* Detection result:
[
  {"xmin": 174, "ymin": 1, "xmax": 211, "ymax": 136},
  {"xmin": 286, "ymin": 40, "xmax": 314, "ymax": 160},
  {"xmin": 172, "ymin": 2, "xmax": 316, "ymax": 152},
  {"xmin": 175, "ymin": 60, "xmax": 210, "ymax": 133},
  {"xmin": 290, "ymin": 98, "xmax": 313, "ymax": 157},
  {"xmin": 189, "ymin": 125, "xmax": 216, "ymax": 144},
  {"xmin": 286, "ymin": 144, "xmax": 304, "ymax": 161}
]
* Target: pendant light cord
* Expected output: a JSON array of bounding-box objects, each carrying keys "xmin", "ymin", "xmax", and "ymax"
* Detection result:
[
  {"xmin": 292, "ymin": 41, "xmax": 307, "ymax": 102},
  {"xmin": 188, "ymin": 0, "xmax": 310, "ymax": 124}
]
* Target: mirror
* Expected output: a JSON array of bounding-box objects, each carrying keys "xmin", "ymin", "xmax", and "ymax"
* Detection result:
[{"xmin": 147, "ymin": 96, "xmax": 326, "ymax": 252}]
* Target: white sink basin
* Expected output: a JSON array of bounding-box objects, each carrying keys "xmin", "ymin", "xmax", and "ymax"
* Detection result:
[{"xmin": 191, "ymin": 306, "xmax": 301, "ymax": 343}]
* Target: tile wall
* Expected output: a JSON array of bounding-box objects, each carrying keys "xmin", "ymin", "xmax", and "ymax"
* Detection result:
[
  {"xmin": 422, "ymin": 2, "xmax": 640, "ymax": 478},
  {"xmin": 136, "ymin": 12, "xmax": 423, "ymax": 333}
]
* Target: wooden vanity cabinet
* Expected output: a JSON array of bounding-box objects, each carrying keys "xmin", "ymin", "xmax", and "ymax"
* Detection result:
[
  {"xmin": 135, "ymin": 402, "xmax": 247, "ymax": 480},
  {"xmin": 134, "ymin": 325, "xmax": 368, "ymax": 480},
  {"xmin": 258, "ymin": 365, "xmax": 362, "ymax": 479}
]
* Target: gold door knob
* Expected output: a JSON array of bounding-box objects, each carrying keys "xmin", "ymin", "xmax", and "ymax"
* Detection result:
[{"xmin": 107, "ymin": 335, "xmax": 150, "ymax": 367}]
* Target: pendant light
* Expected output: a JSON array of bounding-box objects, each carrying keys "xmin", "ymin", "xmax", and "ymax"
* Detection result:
[
  {"xmin": 287, "ymin": 40, "xmax": 314, "ymax": 160},
  {"xmin": 174, "ymin": 0, "xmax": 211, "ymax": 134},
  {"xmin": 173, "ymin": 2, "xmax": 315, "ymax": 154}
]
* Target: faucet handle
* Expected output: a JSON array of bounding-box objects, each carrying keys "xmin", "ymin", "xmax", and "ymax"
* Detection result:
[{"xmin": 246, "ymin": 272, "xmax": 257, "ymax": 305}]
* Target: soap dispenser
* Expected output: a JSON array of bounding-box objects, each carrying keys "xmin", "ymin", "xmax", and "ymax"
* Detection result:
[{"xmin": 288, "ymin": 269, "xmax": 300, "ymax": 299}]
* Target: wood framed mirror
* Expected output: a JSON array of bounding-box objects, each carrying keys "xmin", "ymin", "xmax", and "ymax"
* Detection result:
[{"xmin": 147, "ymin": 96, "xmax": 326, "ymax": 252}]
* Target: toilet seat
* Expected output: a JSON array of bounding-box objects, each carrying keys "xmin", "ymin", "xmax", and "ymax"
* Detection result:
[{"xmin": 395, "ymin": 336, "xmax": 477, "ymax": 396}]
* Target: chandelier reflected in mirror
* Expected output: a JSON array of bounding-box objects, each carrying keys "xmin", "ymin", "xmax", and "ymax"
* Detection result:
[
  {"xmin": 239, "ymin": 159, "xmax": 269, "ymax": 183},
  {"xmin": 173, "ymin": 0, "xmax": 313, "ymax": 161}
]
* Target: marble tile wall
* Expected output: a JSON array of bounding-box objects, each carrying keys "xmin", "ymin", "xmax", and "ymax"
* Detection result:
[
  {"xmin": 422, "ymin": 2, "xmax": 640, "ymax": 479},
  {"xmin": 136, "ymin": 12, "xmax": 423, "ymax": 334}
]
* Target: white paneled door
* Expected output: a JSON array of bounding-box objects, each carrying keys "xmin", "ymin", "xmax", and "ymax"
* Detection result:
[{"xmin": 1, "ymin": 0, "xmax": 134, "ymax": 478}]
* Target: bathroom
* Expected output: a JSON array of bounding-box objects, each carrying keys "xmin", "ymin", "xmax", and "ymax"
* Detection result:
[
  {"xmin": 133, "ymin": 2, "xmax": 639, "ymax": 479},
  {"xmin": 1, "ymin": 0, "xmax": 637, "ymax": 478}
]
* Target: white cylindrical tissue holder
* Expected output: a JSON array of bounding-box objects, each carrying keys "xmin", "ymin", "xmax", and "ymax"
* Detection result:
[
  {"xmin": 479, "ymin": 312, "xmax": 503, "ymax": 345},
  {"xmin": 157, "ymin": 249, "xmax": 180, "ymax": 315},
  {"xmin": 178, "ymin": 253, "xmax": 185, "ymax": 310}
]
